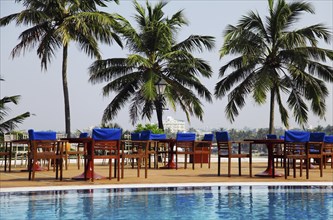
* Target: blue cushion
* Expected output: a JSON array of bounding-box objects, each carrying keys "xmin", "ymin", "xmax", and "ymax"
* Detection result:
[
  {"xmin": 216, "ymin": 131, "xmax": 230, "ymax": 142},
  {"xmin": 151, "ymin": 134, "xmax": 167, "ymax": 140},
  {"xmin": 176, "ymin": 133, "xmax": 196, "ymax": 141},
  {"xmin": 92, "ymin": 128, "xmax": 122, "ymax": 141},
  {"xmin": 279, "ymin": 135, "xmax": 285, "ymax": 140},
  {"xmin": 131, "ymin": 133, "xmax": 141, "ymax": 141},
  {"xmin": 28, "ymin": 129, "xmax": 56, "ymax": 140},
  {"xmin": 79, "ymin": 132, "xmax": 89, "ymax": 138},
  {"xmin": 266, "ymin": 134, "xmax": 277, "ymax": 139},
  {"xmin": 203, "ymin": 134, "xmax": 214, "ymax": 141},
  {"xmin": 309, "ymin": 132, "xmax": 325, "ymax": 142},
  {"xmin": 284, "ymin": 131, "xmax": 310, "ymax": 142},
  {"xmin": 324, "ymin": 135, "xmax": 333, "ymax": 143},
  {"xmin": 140, "ymin": 130, "xmax": 152, "ymax": 140}
]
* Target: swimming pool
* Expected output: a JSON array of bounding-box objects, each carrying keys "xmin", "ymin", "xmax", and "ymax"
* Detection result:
[{"xmin": 1, "ymin": 184, "xmax": 332, "ymax": 219}]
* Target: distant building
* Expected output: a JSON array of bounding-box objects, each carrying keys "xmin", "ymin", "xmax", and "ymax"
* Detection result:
[{"xmin": 163, "ymin": 116, "xmax": 186, "ymax": 133}]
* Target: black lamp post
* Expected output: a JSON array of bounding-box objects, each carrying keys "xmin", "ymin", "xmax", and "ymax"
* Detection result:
[{"xmin": 154, "ymin": 78, "xmax": 167, "ymax": 130}]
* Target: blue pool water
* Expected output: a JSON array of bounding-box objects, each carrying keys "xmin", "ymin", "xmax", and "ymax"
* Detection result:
[{"xmin": 1, "ymin": 185, "xmax": 332, "ymax": 219}]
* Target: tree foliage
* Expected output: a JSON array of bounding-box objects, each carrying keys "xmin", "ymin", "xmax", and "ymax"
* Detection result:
[
  {"xmin": 215, "ymin": 0, "xmax": 333, "ymax": 134},
  {"xmin": 0, "ymin": 0, "xmax": 122, "ymax": 137},
  {"xmin": 89, "ymin": 0, "xmax": 215, "ymax": 130},
  {"xmin": 0, "ymin": 78, "xmax": 31, "ymax": 134}
]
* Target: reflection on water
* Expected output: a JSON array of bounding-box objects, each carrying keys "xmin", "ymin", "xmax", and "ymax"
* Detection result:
[{"xmin": 1, "ymin": 186, "xmax": 332, "ymax": 219}]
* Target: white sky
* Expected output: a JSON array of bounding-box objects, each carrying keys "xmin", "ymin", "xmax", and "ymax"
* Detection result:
[{"xmin": 0, "ymin": 0, "xmax": 332, "ymax": 132}]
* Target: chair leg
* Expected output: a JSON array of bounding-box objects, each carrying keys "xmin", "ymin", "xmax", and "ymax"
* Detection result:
[
  {"xmin": 320, "ymin": 157, "xmax": 323, "ymax": 177},
  {"xmin": 298, "ymin": 159, "xmax": 301, "ymax": 177},
  {"xmin": 121, "ymin": 156, "xmax": 125, "ymax": 179},
  {"xmin": 28, "ymin": 159, "xmax": 32, "ymax": 180},
  {"xmin": 137, "ymin": 158, "xmax": 141, "ymax": 177},
  {"xmin": 292, "ymin": 159, "xmax": 295, "ymax": 178},
  {"xmin": 272, "ymin": 156, "xmax": 275, "ymax": 178},
  {"xmin": 217, "ymin": 157, "xmax": 221, "ymax": 176},
  {"xmin": 175, "ymin": 152, "xmax": 178, "ymax": 170},
  {"xmin": 249, "ymin": 156, "xmax": 252, "ymax": 177},
  {"xmin": 184, "ymin": 154, "xmax": 187, "ymax": 169},
  {"xmin": 109, "ymin": 159, "xmax": 112, "ymax": 180},
  {"xmin": 306, "ymin": 158, "xmax": 309, "ymax": 179},
  {"xmin": 228, "ymin": 159, "xmax": 231, "ymax": 177},
  {"xmin": 238, "ymin": 158, "xmax": 241, "ymax": 176}
]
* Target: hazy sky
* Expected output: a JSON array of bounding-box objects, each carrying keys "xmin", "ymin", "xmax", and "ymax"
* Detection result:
[{"xmin": 1, "ymin": 0, "xmax": 332, "ymax": 133}]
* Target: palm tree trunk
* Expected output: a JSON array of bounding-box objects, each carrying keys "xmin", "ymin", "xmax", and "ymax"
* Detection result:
[
  {"xmin": 269, "ymin": 89, "xmax": 275, "ymax": 134},
  {"xmin": 62, "ymin": 44, "xmax": 71, "ymax": 137},
  {"xmin": 155, "ymin": 99, "xmax": 164, "ymax": 131}
]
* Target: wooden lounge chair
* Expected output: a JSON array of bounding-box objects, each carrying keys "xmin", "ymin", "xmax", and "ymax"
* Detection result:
[
  {"xmin": 175, "ymin": 132, "xmax": 196, "ymax": 170},
  {"xmin": 28, "ymin": 129, "xmax": 65, "ymax": 181},
  {"xmin": 284, "ymin": 131, "xmax": 323, "ymax": 179},
  {"xmin": 216, "ymin": 131, "xmax": 252, "ymax": 177},
  {"xmin": 91, "ymin": 128, "xmax": 121, "ymax": 181},
  {"xmin": 121, "ymin": 132, "xmax": 149, "ymax": 179}
]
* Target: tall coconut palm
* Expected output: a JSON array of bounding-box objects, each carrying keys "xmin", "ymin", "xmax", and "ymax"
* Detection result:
[
  {"xmin": 215, "ymin": 0, "xmax": 333, "ymax": 134},
  {"xmin": 0, "ymin": 78, "xmax": 30, "ymax": 134},
  {"xmin": 0, "ymin": 0, "xmax": 122, "ymax": 137},
  {"xmin": 89, "ymin": 0, "xmax": 215, "ymax": 130}
]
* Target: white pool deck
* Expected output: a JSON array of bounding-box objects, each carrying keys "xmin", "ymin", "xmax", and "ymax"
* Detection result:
[{"xmin": 1, "ymin": 181, "xmax": 332, "ymax": 193}]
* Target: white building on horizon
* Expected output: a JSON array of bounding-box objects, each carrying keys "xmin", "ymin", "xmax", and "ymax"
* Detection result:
[{"xmin": 163, "ymin": 116, "xmax": 186, "ymax": 133}]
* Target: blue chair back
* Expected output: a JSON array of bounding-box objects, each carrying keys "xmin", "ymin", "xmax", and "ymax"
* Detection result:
[
  {"xmin": 216, "ymin": 131, "xmax": 230, "ymax": 142},
  {"xmin": 131, "ymin": 133, "xmax": 141, "ymax": 141},
  {"xmin": 324, "ymin": 135, "xmax": 333, "ymax": 143},
  {"xmin": 309, "ymin": 132, "xmax": 325, "ymax": 142},
  {"xmin": 79, "ymin": 132, "xmax": 89, "ymax": 138},
  {"xmin": 279, "ymin": 135, "xmax": 285, "ymax": 140},
  {"xmin": 92, "ymin": 128, "xmax": 122, "ymax": 141},
  {"xmin": 28, "ymin": 129, "xmax": 56, "ymax": 140},
  {"xmin": 140, "ymin": 130, "xmax": 152, "ymax": 140},
  {"xmin": 176, "ymin": 133, "xmax": 196, "ymax": 141},
  {"xmin": 151, "ymin": 134, "xmax": 167, "ymax": 140},
  {"xmin": 284, "ymin": 131, "xmax": 310, "ymax": 142},
  {"xmin": 266, "ymin": 134, "xmax": 277, "ymax": 139},
  {"xmin": 203, "ymin": 134, "xmax": 214, "ymax": 141}
]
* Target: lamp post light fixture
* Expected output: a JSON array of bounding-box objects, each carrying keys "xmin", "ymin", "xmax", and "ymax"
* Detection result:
[
  {"xmin": 155, "ymin": 78, "xmax": 167, "ymax": 96},
  {"xmin": 154, "ymin": 78, "xmax": 167, "ymax": 131}
]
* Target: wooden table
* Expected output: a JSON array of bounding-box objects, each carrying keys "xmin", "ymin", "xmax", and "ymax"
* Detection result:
[
  {"xmin": 244, "ymin": 139, "xmax": 284, "ymax": 177},
  {"xmin": 61, "ymin": 138, "xmax": 106, "ymax": 180}
]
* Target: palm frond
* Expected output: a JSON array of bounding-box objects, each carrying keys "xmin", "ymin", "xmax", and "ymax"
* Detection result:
[
  {"xmin": 174, "ymin": 35, "xmax": 215, "ymax": 53},
  {"xmin": 275, "ymin": 88, "xmax": 289, "ymax": 128},
  {"xmin": 0, "ymin": 112, "xmax": 30, "ymax": 133}
]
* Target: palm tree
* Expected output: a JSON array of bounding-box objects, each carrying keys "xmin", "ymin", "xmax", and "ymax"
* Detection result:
[
  {"xmin": 215, "ymin": 0, "xmax": 333, "ymax": 134},
  {"xmin": 0, "ymin": 78, "xmax": 30, "ymax": 134},
  {"xmin": 89, "ymin": 0, "xmax": 215, "ymax": 130},
  {"xmin": 0, "ymin": 0, "xmax": 122, "ymax": 137}
]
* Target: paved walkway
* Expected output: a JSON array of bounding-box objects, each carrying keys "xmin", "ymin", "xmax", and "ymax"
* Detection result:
[{"xmin": 1, "ymin": 159, "xmax": 332, "ymax": 191}]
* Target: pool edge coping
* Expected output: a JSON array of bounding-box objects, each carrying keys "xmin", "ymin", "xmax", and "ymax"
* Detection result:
[{"xmin": 1, "ymin": 182, "xmax": 332, "ymax": 193}]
